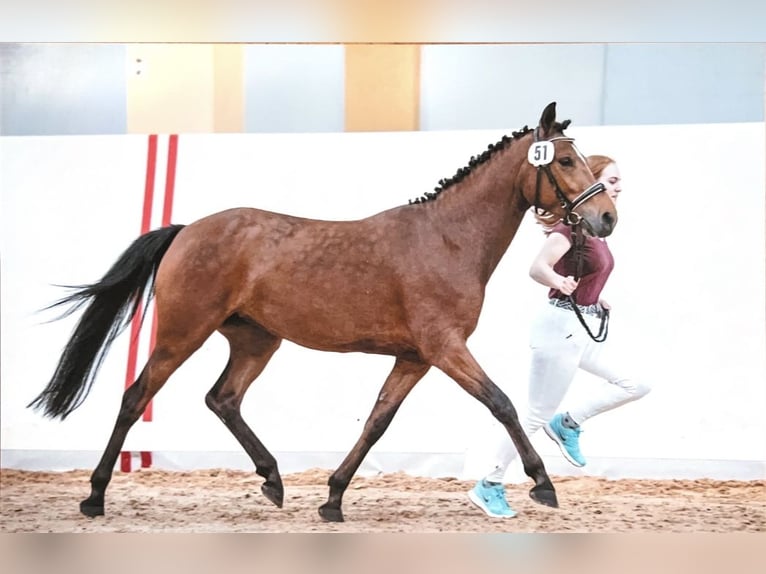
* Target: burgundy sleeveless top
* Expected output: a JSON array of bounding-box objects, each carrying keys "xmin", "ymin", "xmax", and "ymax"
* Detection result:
[{"xmin": 547, "ymin": 222, "xmax": 614, "ymax": 306}]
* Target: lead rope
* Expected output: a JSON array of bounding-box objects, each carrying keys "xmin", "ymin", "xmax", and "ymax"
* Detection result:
[{"xmin": 568, "ymin": 223, "xmax": 609, "ymax": 342}]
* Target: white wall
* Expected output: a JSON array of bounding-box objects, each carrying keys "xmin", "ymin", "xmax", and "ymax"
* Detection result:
[{"xmin": 1, "ymin": 122, "xmax": 764, "ymax": 481}]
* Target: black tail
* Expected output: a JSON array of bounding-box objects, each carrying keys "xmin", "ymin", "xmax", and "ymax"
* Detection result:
[{"xmin": 28, "ymin": 224, "xmax": 186, "ymax": 419}]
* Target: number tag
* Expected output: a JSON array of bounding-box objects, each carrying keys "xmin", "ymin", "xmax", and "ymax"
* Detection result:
[{"xmin": 527, "ymin": 141, "xmax": 555, "ymax": 166}]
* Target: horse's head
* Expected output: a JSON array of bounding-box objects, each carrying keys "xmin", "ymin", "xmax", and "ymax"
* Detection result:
[{"xmin": 521, "ymin": 102, "xmax": 617, "ymax": 237}]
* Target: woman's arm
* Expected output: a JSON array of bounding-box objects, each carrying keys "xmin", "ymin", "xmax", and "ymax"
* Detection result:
[{"xmin": 529, "ymin": 232, "xmax": 579, "ymax": 295}]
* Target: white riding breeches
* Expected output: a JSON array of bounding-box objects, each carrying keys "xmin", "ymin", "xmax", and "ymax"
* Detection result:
[{"xmin": 485, "ymin": 301, "xmax": 651, "ymax": 483}]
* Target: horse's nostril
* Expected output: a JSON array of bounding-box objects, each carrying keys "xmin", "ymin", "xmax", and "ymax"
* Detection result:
[{"xmin": 602, "ymin": 211, "xmax": 615, "ymax": 226}]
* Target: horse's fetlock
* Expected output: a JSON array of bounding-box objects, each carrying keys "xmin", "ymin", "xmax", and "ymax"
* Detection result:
[{"xmin": 327, "ymin": 473, "xmax": 348, "ymax": 491}]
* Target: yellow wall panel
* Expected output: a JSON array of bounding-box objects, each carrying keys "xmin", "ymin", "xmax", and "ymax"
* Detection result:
[
  {"xmin": 345, "ymin": 44, "xmax": 420, "ymax": 132},
  {"xmin": 213, "ymin": 44, "xmax": 244, "ymax": 133},
  {"xmin": 126, "ymin": 44, "xmax": 215, "ymax": 133}
]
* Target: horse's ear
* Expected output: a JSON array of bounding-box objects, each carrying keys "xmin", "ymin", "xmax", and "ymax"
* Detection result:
[{"xmin": 538, "ymin": 102, "xmax": 557, "ymax": 136}]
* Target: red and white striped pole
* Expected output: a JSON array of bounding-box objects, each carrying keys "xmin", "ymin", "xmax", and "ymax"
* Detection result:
[{"xmin": 120, "ymin": 134, "xmax": 178, "ymax": 472}]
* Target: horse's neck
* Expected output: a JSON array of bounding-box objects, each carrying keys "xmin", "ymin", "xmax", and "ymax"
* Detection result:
[{"xmin": 432, "ymin": 146, "xmax": 529, "ymax": 283}]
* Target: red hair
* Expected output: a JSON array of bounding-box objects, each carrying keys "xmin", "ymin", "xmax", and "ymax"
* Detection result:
[{"xmin": 586, "ymin": 154, "xmax": 616, "ymax": 179}]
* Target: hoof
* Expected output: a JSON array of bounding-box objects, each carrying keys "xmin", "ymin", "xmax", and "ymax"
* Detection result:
[
  {"xmin": 80, "ymin": 499, "xmax": 105, "ymax": 517},
  {"xmin": 529, "ymin": 485, "xmax": 559, "ymax": 508},
  {"xmin": 261, "ymin": 481, "xmax": 284, "ymax": 508},
  {"xmin": 318, "ymin": 504, "xmax": 344, "ymax": 523}
]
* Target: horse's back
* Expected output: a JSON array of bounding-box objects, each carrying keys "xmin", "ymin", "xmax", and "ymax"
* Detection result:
[{"xmin": 175, "ymin": 205, "xmax": 418, "ymax": 263}]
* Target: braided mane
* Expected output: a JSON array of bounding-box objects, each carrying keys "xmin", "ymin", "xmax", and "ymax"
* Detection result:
[{"xmin": 408, "ymin": 120, "xmax": 571, "ymax": 205}]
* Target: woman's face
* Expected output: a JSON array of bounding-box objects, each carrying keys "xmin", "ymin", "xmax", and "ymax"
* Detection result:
[{"xmin": 598, "ymin": 162, "xmax": 622, "ymax": 202}]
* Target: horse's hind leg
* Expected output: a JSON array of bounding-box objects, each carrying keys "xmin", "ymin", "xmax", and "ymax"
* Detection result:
[
  {"xmin": 318, "ymin": 357, "xmax": 430, "ymax": 522},
  {"xmin": 427, "ymin": 337, "xmax": 558, "ymax": 508},
  {"xmin": 80, "ymin": 339, "xmax": 206, "ymax": 517},
  {"xmin": 205, "ymin": 321, "xmax": 284, "ymax": 507}
]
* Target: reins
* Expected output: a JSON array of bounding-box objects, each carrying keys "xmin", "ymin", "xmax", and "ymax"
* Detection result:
[
  {"xmin": 567, "ymin": 223, "xmax": 610, "ymax": 342},
  {"xmin": 531, "ymin": 128, "xmax": 609, "ymax": 343}
]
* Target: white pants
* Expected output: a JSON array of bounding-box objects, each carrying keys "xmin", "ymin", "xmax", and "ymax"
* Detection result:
[{"xmin": 485, "ymin": 301, "xmax": 651, "ymax": 483}]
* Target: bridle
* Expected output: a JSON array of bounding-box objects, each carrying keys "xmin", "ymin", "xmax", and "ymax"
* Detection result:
[
  {"xmin": 530, "ymin": 128, "xmax": 610, "ymax": 342},
  {"xmin": 531, "ymin": 128, "xmax": 606, "ymax": 227}
]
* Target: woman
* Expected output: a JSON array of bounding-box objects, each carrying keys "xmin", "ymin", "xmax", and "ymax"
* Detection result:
[{"xmin": 468, "ymin": 155, "xmax": 651, "ymax": 518}]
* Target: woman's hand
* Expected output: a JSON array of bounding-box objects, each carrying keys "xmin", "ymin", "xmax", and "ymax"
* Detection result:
[
  {"xmin": 598, "ymin": 298, "xmax": 611, "ymax": 310},
  {"xmin": 557, "ymin": 275, "xmax": 579, "ymax": 295}
]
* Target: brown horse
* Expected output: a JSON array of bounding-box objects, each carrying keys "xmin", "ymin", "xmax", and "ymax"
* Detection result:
[{"xmin": 29, "ymin": 102, "xmax": 617, "ymax": 522}]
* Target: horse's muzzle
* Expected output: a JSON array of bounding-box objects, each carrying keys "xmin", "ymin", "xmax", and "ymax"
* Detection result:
[
  {"xmin": 598, "ymin": 210, "xmax": 617, "ymax": 237},
  {"xmin": 581, "ymin": 209, "xmax": 617, "ymax": 238}
]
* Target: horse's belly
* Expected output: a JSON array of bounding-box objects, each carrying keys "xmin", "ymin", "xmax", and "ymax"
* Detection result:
[{"xmin": 244, "ymin": 289, "xmax": 413, "ymax": 354}]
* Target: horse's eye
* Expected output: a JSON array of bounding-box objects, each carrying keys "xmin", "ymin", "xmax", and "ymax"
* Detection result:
[{"xmin": 558, "ymin": 157, "xmax": 573, "ymax": 167}]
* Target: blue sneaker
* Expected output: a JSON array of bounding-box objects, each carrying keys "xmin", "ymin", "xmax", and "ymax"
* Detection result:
[
  {"xmin": 467, "ymin": 479, "xmax": 517, "ymax": 518},
  {"xmin": 544, "ymin": 413, "xmax": 586, "ymax": 467}
]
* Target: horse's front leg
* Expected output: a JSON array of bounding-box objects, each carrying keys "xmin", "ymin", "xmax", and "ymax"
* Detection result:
[
  {"xmin": 428, "ymin": 336, "xmax": 558, "ymax": 508},
  {"xmin": 318, "ymin": 357, "xmax": 430, "ymax": 522}
]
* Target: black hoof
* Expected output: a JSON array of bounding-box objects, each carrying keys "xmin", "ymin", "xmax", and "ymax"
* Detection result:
[
  {"xmin": 318, "ymin": 504, "xmax": 344, "ymax": 522},
  {"xmin": 529, "ymin": 485, "xmax": 559, "ymax": 508},
  {"xmin": 261, "ymin": 481, "xmax": 284, "ymax": 508},
  {"xmin": 80, "ymin": 499, "xmax": 105, "ymax": 517}
]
